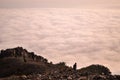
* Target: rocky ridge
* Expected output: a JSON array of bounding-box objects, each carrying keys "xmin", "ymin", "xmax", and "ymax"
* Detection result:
[{"xmin": 0, "ymin": 47, "xmax": 120, "ymax": 80}]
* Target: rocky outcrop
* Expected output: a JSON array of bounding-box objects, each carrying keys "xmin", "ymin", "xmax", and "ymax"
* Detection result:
[
  {"xmin": 0, "ymin": 47, "xmax": 50, "ymax": 77},
  {"xmin": 0, "ymin": 47, "xmax": 48, "ymax": 63},
  {"xmin": 0, "ymin": 47, "xmax": 120, "ymax": 80}
]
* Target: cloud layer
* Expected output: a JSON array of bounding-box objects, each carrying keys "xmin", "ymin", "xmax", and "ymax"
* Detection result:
[{"xmin": 0, "ymin": 8, "xmax": 120, "ymax": 74}]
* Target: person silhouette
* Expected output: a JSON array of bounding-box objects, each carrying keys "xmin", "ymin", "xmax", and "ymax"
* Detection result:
[{"xmin": 73, "ymin": 63, "xmax": 77, "ymax": 71}]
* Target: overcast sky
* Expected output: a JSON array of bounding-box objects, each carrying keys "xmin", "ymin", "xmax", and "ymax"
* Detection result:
[{"xmin": 0, "ymin": 0, "xmax": 120, "ymax": 9}]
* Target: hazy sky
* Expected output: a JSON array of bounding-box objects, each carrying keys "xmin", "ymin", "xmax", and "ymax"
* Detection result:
[{"xmin": 0, "ymin": 0, "xmax": 120, "ymax": 9}]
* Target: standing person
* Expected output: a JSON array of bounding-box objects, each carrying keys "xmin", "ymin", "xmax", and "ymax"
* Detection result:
[{"xmin": 73, "ymin": 63, "xmax": 77, "ymax": 71}]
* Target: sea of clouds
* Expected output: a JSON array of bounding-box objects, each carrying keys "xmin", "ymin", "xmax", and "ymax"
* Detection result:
[{"xmin": 0, "ymin": 8, "xmax": 120, "ymax": 74}]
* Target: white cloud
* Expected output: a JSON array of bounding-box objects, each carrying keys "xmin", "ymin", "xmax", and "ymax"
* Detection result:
[{"xmin": 0, "ymin": 8, "xmax": 120, "ymax": 74}]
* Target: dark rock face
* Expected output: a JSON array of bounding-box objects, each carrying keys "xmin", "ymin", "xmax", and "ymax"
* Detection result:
[
  {"xmin": 0, "ymin": 47, "xmax": 48, "ymax": 63},
  {"xmin": 0, "ymin": 47, "xmax": 26, "ymax": 58},
  {"xmin": 0, "ymin": 47, "xmax": 120, "ymax": 80},
  {"xmin": 0, "ymin": 47, "xmax": 49, "ymax": 77}
]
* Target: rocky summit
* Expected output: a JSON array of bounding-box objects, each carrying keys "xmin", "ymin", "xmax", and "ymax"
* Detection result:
[{"xmin": 0, "ymin": 47, "xmax": 120, "ymax": 80}]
